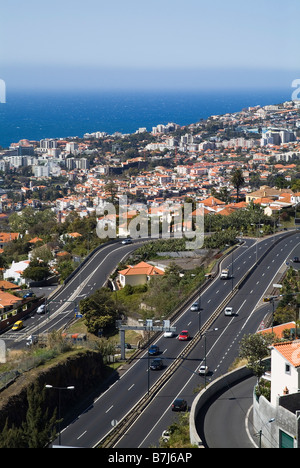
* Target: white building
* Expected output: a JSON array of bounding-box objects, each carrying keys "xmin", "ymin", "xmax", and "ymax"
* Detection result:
[
  {"xmin": 270, "ymin": 340, "xmax": 300, "ymax": 406},
  {"xmin": 253, "ymin": 338, "xmax": 300, "ymax": 448},
  {"xmin": 32, "ymin": 164, "xmax": 50, "ymax": 178},
  {"xmin": 40, "ymin": 139, "xmax": 58, "ymax": 153},
  {"xmin": 3, "ymin": 260, "xmax": 30, "ymax": 285}
]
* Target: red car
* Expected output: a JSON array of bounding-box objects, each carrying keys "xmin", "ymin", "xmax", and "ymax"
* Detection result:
[{"xmin": 178, "ymin": 330, "xmax": 190, "ymax": 341}]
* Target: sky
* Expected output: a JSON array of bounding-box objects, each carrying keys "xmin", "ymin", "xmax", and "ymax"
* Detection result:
[{"xmin": 1, "ymin": 0, "xmax": 300, "ymax": 91}]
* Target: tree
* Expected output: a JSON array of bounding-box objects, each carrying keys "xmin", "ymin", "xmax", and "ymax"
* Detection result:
[
  {"xmin": 239, "ymin": 333, "xmax": 274, "ymax": 384},
  {"xmin": 231, "ymin": 168, "xmax": 245, "ymax": 202},
  {"xmin": 22, "ymin": 259, "xmax": 51, "ymax": 282},
  {"xmin": 22, "ymin": 382, "xmax": 58, "ymax": 448},
  {"xmin": 80, "ymin": 287, "xmax": 126, "ymax": 336},
  {"xmin": 0, "ymin": 383, "xmax": 58, "ymax": 448}
]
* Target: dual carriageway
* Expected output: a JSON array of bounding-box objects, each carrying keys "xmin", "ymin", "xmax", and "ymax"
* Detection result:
[{"xmin": 1, "ymin": 230, "xmax": 300, "ymax": 448}]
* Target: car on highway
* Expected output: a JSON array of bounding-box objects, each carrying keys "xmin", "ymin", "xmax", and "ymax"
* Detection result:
[
  {"xmin": 121, "ymin": 238, "xmax": 133, "ymax": 245},
  {"xmin": 178, "ymin": 330, "xmax": 190, "ymax": 341},
  {"xmin": 224, "ymin": 306, "xmax": 234, "ymax": 316},
  {"xmin": 198, "ymin": 365, "xmax": 209, "ymax": 375},
  {"xmin": 12, "ymin": 320, "xmax": 23, "ymax": 331},
  {"xmin": 148, "ymin": 344, "xmax": 160, "ymax": 355},
  {"xmin": 293, "ymin": 256, "xmax": 299, "ymax": 263},
  {"xmin": 190, "ymin": 302, "xmax": 200, "ymax": 311},
  {"xmin": 37, "ymin": 304, "xmax": 46, "ymax": 314},
  {"xmin": 164, "ymin": 329, "xmax": 175, "ymax": 338},
  {"xmin": 150, "ymin": 358, "xmax": 164, "ymax": 370},
  {"xmin": 161, "ymin": 430, "xmax": 171, "ymax": 442},
  {"xmin": 171, "ymin": 398, "xmax": 187, "ymax": 411}
]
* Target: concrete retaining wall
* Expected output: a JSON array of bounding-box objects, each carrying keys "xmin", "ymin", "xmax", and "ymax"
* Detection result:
[{"xmin": 189, "ymin": 365, "xmax": 253, "ymax": 447}]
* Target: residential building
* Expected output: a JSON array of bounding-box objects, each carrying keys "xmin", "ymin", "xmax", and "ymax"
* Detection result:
[
  {"xmin": 3, "ymin": 259, "xmax": 30, "ymax": 285},
  {"xmin": 40, "ymin": 139, "xmax": 58, "ymax": 153},
  {"xmin": 118, "ymin": 261, "xmax": 165, "ymax": 288},
  {"xmin": 253, "ymin": 335, "xmax": 300, "ymax": 448},
  {"xmin": 0, "ymin": 232, "xmax": 20, "ymax": 249}
]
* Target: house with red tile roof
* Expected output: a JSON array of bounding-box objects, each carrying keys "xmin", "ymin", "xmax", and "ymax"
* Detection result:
[
  {"xmin": 257, "ymin": 321, "xmax": 297, "ymax": 341},
  {"xmin": 118, "ymin": 261, "xmax": 164, "ymax": 288},
  {"xmin": 0, "ymin": 232, "xmax": 20, "ymax": 249},
  {"xmin": 28, "ymin": 237, "xmax": 43, "ymax": 244},
  {"xmin": 0, "ymin": 290, "xmax": 22, "ymax": 312},
  {"xmin": 3, "ymin": 260, "xmax": 30, "ymax": 286},
  {"xmin": 270, "ymin": 340, "xmax": 300, "ymax": 405}
]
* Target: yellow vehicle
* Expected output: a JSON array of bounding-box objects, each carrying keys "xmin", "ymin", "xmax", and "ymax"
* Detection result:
[{"xmin": 12, "ymin": 320, "xmax": 23, "ymax": 331}]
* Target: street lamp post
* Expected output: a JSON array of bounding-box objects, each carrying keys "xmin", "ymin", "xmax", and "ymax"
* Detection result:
[
  {"xmin": 256, "ymin": 418, "xmax": 275, "ymax": 448},
  {"xmin": 45, "ymin": 384, "xmax": 75, "ymax": 446},
  {"xmin": 203, "ymin": 328, "xmax": 218, "ymax": 388}
]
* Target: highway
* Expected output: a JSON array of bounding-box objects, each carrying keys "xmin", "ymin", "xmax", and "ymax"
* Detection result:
[
  {"xmin": 114, "ymin": 234, "xmax": 300, "ymax": 448},
  {"xmin": 2, "ymin": 240, "xmax": 142, "ymax": 348},
  {"xmin": 2, "ymin": 231, "xmax": 299, "ymax": 448},
  {"xmin": 52, "ymin": 231, "xmax": 299, "ymax": 448}
]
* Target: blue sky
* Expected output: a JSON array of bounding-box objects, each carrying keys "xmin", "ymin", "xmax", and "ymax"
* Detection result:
[{"xmin": 1, "ymin": 0, "xmax": 300, "ymax": 90}]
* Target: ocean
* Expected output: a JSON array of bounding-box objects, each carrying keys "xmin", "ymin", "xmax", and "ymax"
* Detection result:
[{"xmin": 0, "ymin": 88, "xmax": 292, "ymax": 149}]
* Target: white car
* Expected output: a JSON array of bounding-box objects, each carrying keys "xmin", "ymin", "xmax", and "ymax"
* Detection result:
[
  {"xmin": 121, "ymin": 238, "xmax": 132, "ymax": 244},
  {"xmin": 190, "ymin": 302, "xmax": 199, "ymax": 311},
  {"xmin": 164, "ymin": 330, "xmax": 175, "ymax": 338},
  {"xmin": 161, "ymin": 430, "xmax": 170, "ymax": 442},
  {"xmin": 37, "ymin": 304, "xmax": 46, "ymax": 314},
  {"xmin": 224, "ymin": 306, "xmax": 234, "ymax": 316},
  {"xmin": 199, "ymin": 365, "xmax": 209, "ymax": 375}
]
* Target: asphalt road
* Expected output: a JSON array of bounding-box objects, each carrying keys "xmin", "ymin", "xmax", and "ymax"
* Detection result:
[
  {"xmin": 56, "ymin": 231, "xmax": 299, "ymax": 448},
  {"xmin": 2, "ymin": 231, "xmax": 299, "ymax": 448},
  {"xmin": 2, "ymin": 239, "xmax": 142, "ymax": 347},
  {"xmin": 196, "ymin": 374, "xmax": 258, "ymax": 448}
]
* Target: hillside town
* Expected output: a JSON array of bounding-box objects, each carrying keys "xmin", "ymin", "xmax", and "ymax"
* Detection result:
[
  {"xmin": 0, "ymin": 99, "xmax": 299, "ymax": 285},
  {"xmin": 0, "ymin": 100, "xmax": 299, "ymax": 222},
  {"xmin": 0, "ymin": 99, "xmax": 300, "ymax": 450}
]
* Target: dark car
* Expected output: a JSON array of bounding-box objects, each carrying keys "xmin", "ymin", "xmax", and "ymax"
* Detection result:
[
  {"xmin": 148, "ymin": 345, "xmax": 160, "ymax": 355},
  {"xmin": 171, "ymin": 398, "xmax": 188, "ymax": 411},
  {"xmin": 293, "ymin": 256, "xmax": 299, "ymax": 263},
  {"xmin": 23, "ymin": 292, "xmax": 33, "ymax": 298},
  {"xmin": 150, "ymin": 358, "xmax": 163, "ymax": 370}
]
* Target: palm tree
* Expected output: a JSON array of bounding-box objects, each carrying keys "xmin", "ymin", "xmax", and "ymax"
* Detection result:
[{"xmin": 231, "ymin": 168, "xmax": 245, "ymax": 202}]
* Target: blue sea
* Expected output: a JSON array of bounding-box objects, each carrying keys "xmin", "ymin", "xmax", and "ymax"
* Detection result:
[{"xmin": 0, "ymin": 88, "xmax": 292, "ymax": 149}]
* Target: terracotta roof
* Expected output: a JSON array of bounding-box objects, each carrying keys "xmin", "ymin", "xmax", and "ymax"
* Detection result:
[
  {"xmin": 29, "ymin": 237, "xmax": 43, "ymax": 244},
  {"xmin": 0, "ymin": 280, "xmax": 20, "ymax": 290},
  {"xmin": 118, "ymin": 261, "xmax": 164, "ymax": 277},
  {"xmin": 258, "ymin": 322, "xmax": 296, "ymax": 340},
  {"xmin": 67, "ymin": 232, "xmax": 82, "ymax": 238},
  {"xmin": 200, "ymin": 196, "xmax": 225, "ymax": 206},
  {"xmin": 0, "ymin": 232, "xmax": 19, "ymax": 243},
  {"xmin": 0, "ymin": 291, "xmax": 21, "ymax": 308},
  {"xmin": 272, "ymin": 340, "xmax": 300, "ymax": 368}
]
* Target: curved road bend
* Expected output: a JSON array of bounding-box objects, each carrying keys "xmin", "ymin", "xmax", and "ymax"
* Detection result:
[
  {"xmin": 3, "ymin": 240, "xmax": 143, "ymax": 348},
  {"xmin": 56, "ymin": 231, "xmax": 299, "ymax": 448}
]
